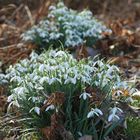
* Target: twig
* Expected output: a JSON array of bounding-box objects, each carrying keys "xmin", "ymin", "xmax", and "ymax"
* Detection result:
[
  {"xmin": 0, "ymin": 43, "xmax": 24, "ymax": 50},
  {"xmin": 11, "ymin": 4, "xmax": 24, "ymax": 19},
  {"xmin": 24, "ymin": 5, "xmax": 34, "ymax": 26}
]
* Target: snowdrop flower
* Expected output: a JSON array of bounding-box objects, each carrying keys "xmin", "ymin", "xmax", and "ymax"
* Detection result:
[
  {"xmin": 13, "ymin": 87, "xmax": 26, "ymax": 95},
  {"xmin": 16, "ymin": 66, "xmax": 27, "ymax": 73},
  {"xmin": 97, "ymin": 73, "xmax": 102, "ymax": 79},
  {"xmin": 97, "ymin": 60, "xmax": 104, "ymax": 67},
  {"xmin": 39, "ymin": 77, "xmax": 49, "ymax": 85},
  {"xmin": 0, "ymin": 73, "xmax": 5, "ymax": 79},
  {"xmin": 84, "ymin": 65, "xmax": 94, "ymax": 73},
  {"xmin": 21, "ymin": 33, "xmax": 34, "ymax": 41},
  {"xmin": 64, "ymin": 76, "xmax": 77, "ymax": 84},
  {"xmin": 10, "ymin": 76, "xmax": 22, "ymax": 83},
  {"xmin": 108, "ymin": 107, "xmax": 123, "ymax": 122},
  {"xmin": 28, "ymin": 97, "xmax": 39, "ymax": 103},
  {"xmin": 81, "ymin": 76, "xmax": 91, "ymax": 84},
  {"xmin": 48, "ymin": 50, "xmax": 56, "ymax": 57},
  {"xmin": 63, "ymin": 62, "xmax": 70, "ymax": 68},
  {"xmin": 129, "ymin": 88, "xmax": 138, "ymax": 95},
  {"xmin": 34, "ymin": 107, "xmax": 40, "ymax": 115},
  {"xmin": 45, "ymin": 105, "xmax": 55, "ymax": 112},
  {"xmin": 20, "ymin": 59, "xmax": 29, "ymax": 67},
  {"xmin": 113, "ymin": 90, "xmax": 124, "ymax": 97},
  {"xmin": 39, "ymin": 64, "xmax": 46, "ymax": 72},
  {"xmin": 79, "ymin": 92, "xmax": 92, "ymax": 100},
  {"xmin": 10, "ymin": 100, "xmax": 20, "ymax": 108},
  {"xmin": 54, "ymin": 51, "xmax": 67, "ymax": 57},
  {"xmin": 87, "ymin": 108, "xmax": 103, "ymax": 118},
  {"xmin": 101, "ymin": 78, "xmax": 109, "ymax": 87},
  {"xmin": 0, "ymin": 79, "xmax": 8, "ymax": 84},
  {"xmin": 125, "ymin": 97, "xmax": 133, "ymax": 103},
  {"xmin": 33, "ymin": 75, "xmax": 40, "ymax": 81},
  {"xmin": 49, "ymin": 5, "xmax": 56, "ymax": 11},
  {"xmin": 114, "ymin": 81, "xmax": 128, "ymax": 89},
  {"xmin": 112, "ymin": 65, "xmax": 119, "ymax": 72},
  {"xmin": 48, "ymin": 78, "xmax": 58, "ymax": 85},
  {"xmin": 58, "ymin": 65, "xmax": 65, "ymax": 73},
  {"xmin": 30, "ymin": 51, "xmax": 38, "ymax": 61},
  {"xmin": 27, "ymin": 82, "xmax": 34, "ymax": 89},
  {"xmin": 0, "ymin": 73, "xmax": 8, "ymax": 84},
  {"xmin": 49, "ymin": 32, "xmax": 62, "ymax": 40},
  {"xmin": 39, "ymin": 31, "xmax": 47, "ymax": 38},
  {"xmin": 95, "ymin": 81, "xmax": 99, "ymax": 86},
  {"xmin": 34, "ymin": 85, "xmax": 44, "ymax": 90},
  {"xmin": 7, "ymin": 94, "xmax": 14, "ymax": 102},
  {"xmin": 49, "ymin": 59, "xmax": 57, "ymax": 65}
]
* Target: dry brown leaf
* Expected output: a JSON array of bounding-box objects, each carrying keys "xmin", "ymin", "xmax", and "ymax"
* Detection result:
[
  {"xmin": 41, "ymin": 127, "xmax": 56, "ymax": 140},
  {"xmin": 41, "ymin": 92, "xmax": 65, "ymax": 112},
  {"xmin": 112, "ymin": 89, "xmax": 130, "ymax": 100},
  {"xmin": 35, "ymin": 0, "xmax": 52, "ymax": 22},
  {"xmin": 0, "ymin": 96, "xmax": 6, "ymax": 108},
  {"xmin": 108, "ymin": 56, "xmax": 131, "ymax": 67},
  {"xmin": 76, "ymin": 46, "xmax": 88, "ymax": 60},
  {"xmin": 41, "ymin": 113, "xmax": 65, "ymax": 140},
  {"xmin": 85, "ymin": 86, "xmax": 105, "ymax": 106}
]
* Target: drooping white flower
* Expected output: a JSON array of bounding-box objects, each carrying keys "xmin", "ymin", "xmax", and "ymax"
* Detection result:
[
  {"xmin": 64, "ymin": 77, "xmax": 77, "ymax": 84},
  {"xmin": 45, "ymin": 105, "xmax": 55, "ymax": 112},
  {"xmin": 0, "ymin": 73, "xmax": 8, "ymax": 84},
  {"xmin": 27, "ymin": 82, "xmax": 34, "ymax": 89},
  {"xmin": 39, "ymin": 64, "xmax": 46, "ymax": 72},
  {"xmin": 7, "ymin": 95, "xmax": 14, "ymax": 102},
  {"xmin": 129, "ymin": 88, "xmax": 138, "ymax": 95},
  {"xmin": 8, "ymin": 100, "xmax": 20, "ymax": 109},
  {"xmin": 13, "ymin": 87, "xmax": 25, "ymax": 95},
  {"xmin": 87, "ymin": 108, "xmax": 103, "ymax": 118},
  {"xmin": 39, "ymin": 77, "xmax": 49, "ymax": 85},
  {"xmin": 33, "ymin": 75, "xmax": 40, "ymax": 81},
  {"xmin": 125, "ymin": 97, "xmax": 133, "ymax": 103},
  {"xmin": 10, "ymin": 76, "xmax": 22, "ymax": 83},
  {"xmin": 101, "ymin": 78, "xmax": 109, "ymax": 87},
  {"xmin": 97, "ymin": 60, "xmax": 104, "ymax": 67},
  {"xmin": 80, "ymin": 92, "xmax": 92, "ymax": 100},
  {"xmin": 49, "ymin": 5, "xmax": 56, "ymax": 11},
  {"xmin": 113, "ymin": 90, "xmax": 123, "ymax": 97},
  {"xmin": 30, "ymin": 51, "xmax": 38, "ymax": 60},
  {"xmin": 48, "ymin": 78, "xmax": 58, "ymax": 85},
  {"xmin": 16, "ymin": 66, "xmax": 27, "ymax": 73},
  {"xmin": 0, "ymin": 73, "xmax": 5, "ymax": 79},
  {"xmin": 34, "ymin": 107, "xmax": 40, "ymax": 115},
  {"xmin": 34, "ymin": 85, "xmax": 44, "ymax": 90},
  {"xmin": 29, "ymin": 97, "xmax": 40, "ymax": 103},
  {"xmin": 54, "ymin": 51, "xmax": 67, "ymax": 57},
  {"xmin": 108, "ymin": 107, "xmax": 123, "ymax": 122}
]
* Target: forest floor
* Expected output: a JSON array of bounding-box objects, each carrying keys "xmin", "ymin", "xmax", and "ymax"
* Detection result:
[{"xmin": 0, "ymin": 0, "xmax": 140, "ymax": 139}]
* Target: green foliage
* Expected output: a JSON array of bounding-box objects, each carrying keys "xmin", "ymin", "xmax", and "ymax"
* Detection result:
[
  {"xmin": 2, "ymin": 49, "xmax": 136, "ymax": 139},
  {"xmin": 125, "ymin": 117, "xmax": 140, "ymax": 140},
  {"xmin": 131, "ymin": 95, "xmax": 140, "ymax": 108}
]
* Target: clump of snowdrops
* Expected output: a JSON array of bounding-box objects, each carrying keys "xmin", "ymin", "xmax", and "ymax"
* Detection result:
[
  {"xmin": 22, "ymin": 2, "xmax": 111, "ymax": 51},
  {"xmin": 1, "ymin": 49, "xmax": 137, "ymax": 139}
]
